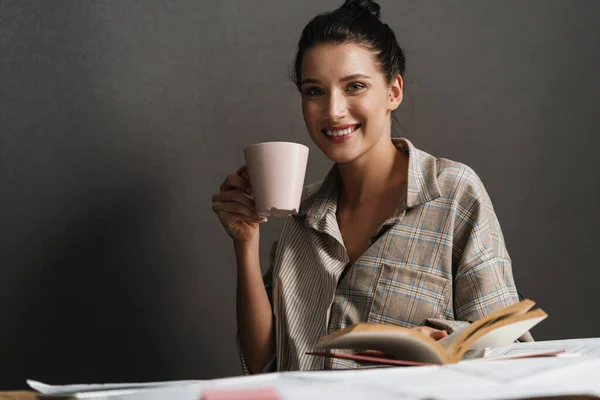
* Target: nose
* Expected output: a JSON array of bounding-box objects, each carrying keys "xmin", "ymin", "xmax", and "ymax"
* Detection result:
[{"xmin": 326, "ymin": 90, "xmax": 347, "ymax": 121}]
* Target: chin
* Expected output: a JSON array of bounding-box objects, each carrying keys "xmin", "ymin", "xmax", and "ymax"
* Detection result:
[
  {"xmin": 309, "ymin": 130, "xmax": 364, "ymax": 164},
  {"xmin": 320, "ymin": 147, "xmax": 360, "ymax": 164}
]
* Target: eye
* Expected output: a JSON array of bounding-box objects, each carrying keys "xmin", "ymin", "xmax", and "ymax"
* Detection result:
[
  {"xmin": 303, "ymin": 86, "xmax": 324, "ymax": 97},
  {"xmin": 347, "ymin": 82, "xmax": 366, "ymax": 92}
]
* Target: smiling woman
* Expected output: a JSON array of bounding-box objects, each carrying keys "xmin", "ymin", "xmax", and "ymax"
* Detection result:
[
  {"xmin": 298, "ymin": 43, "xmax": 402, "ymax": 164},
  {"xmin": 211, "ymin": 0, "xmax": 531, "ymax": 374}
]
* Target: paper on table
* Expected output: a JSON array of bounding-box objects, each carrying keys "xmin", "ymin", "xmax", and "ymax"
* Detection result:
[
  {"xmin": 402, "ymin": 355, "xmax": 600, "ymax": 400},
  {"xmin": 513, "ymin": 356, "xmax": 600, "ymax": 386},
  {"xmin": 449, "ymin": 353, "xmax": 600, "ymax": 385},
  {"xmin": 28, "ymin": 374, "xmax": 283, "ymax": 399},
  {"xmin": 484, "ymin": 337, "xmax": 600, "ymax": 358},
  {"xmin": 27, "ymin": 339, "xmax": 600, "ymax": 400},
  {"xmin": 33, "ymin": 383, "xmax": 205, "ymax": 400},
  {"xmin": 33, "ymin": 383, "xmax": 286, "ymax": 400},
  {"xmin": 280, "ymin": 364, "xmax": 498, "ymax": 388},
  {"xmin": 402, "ymin": 380, "xmax": 600, "ymax": 400},
  {"xmin": 27, "ymin": 379, "xmax": 202, "ymax": 395}
]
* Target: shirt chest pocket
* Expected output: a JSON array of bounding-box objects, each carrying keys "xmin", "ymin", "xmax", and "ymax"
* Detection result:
[{"xmin": 366, "ymin": 260, "xmax": 451, "ymax": 327}]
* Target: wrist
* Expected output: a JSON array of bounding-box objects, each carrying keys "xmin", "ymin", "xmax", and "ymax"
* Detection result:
[
  {"xmin": 233, "ymin": 237, "xmax": 260, "ymax": 269},
  {"xmin": 233, "ymin": 237, "xmax": 259, "ymax": 253}
]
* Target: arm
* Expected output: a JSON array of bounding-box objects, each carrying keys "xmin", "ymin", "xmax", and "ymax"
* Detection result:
[
  {"xmin": 423, "ymin": 167, "xmax": 532, "ymax": 342},
  {"xmin": 236, "ymin": 238, "xmax": 276, "ymax": 374},
  {"xmin": 423, "ymin": 256, "xmax": 533, "ymax": 342},
  {"xmin": 211, "ymin": 165, "xmax": 277, "ymax": 374}
]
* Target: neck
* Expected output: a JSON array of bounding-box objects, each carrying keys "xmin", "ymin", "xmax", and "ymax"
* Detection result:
[{"xmin": 337, "ymin": 138, "xmax": 408, "ymax": 209}]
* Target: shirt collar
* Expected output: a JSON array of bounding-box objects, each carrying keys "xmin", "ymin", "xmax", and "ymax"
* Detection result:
[
  {"xmin": 296, "ymin": 138, "xmax": 441, "ymax": 229},
  {"xmin": 396, "ymin": 137, "xmax": 442, "ymax": 208}
]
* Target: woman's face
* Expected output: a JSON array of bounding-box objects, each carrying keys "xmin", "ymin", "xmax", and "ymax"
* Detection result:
[{"xmin": 300, "ymin": 42, "xmax": 402, "ymax": 164}]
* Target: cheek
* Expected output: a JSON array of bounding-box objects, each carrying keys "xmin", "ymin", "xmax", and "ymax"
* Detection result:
[
  {"xmin": 351, "ymin": 100, "xmax": 380, "ymax": 125},
  {"xmin": 302, "ymin": 101, "xmax": 320, "ymax": 125},
  {"xmin": 362, "ymin": 97, "xmax": 388, "ymax": 123}
]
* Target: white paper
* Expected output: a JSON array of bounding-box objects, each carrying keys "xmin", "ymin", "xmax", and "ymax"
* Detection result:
[
  {"xmin": 404, "ymin": 381, "xmax": 599, "ymax": 400},
  {"xmin": 485, "ymin": 337, "xmax": 600, "ymax": 358},
  {"xmin": 279, "ymin": 364, "xmax": 498, "ymax": 388},
  {"xmin": 449, "ymin": 354, "xmax": 600, "ymax": 385},
  {"xmin": 27, "ymin": 338, "xmax": 600, "ymax": 400},
  {"xmin": 66, "ymin": 384, "xmax": 203, "ymax": 400},
  {"xmin": 27, "ymin": 379, "xmax": 203, "ymax": 395}
]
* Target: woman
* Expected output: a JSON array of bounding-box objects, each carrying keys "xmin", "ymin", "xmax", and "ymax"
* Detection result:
[{"xmin": 212, "ymin": 0, "xmax": 529, "ymax": 374}]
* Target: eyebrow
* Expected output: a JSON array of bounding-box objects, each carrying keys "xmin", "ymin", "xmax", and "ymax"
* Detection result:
[{"xmin": 300, "ymin": 74, "xmax": 372, "ymax": 85}]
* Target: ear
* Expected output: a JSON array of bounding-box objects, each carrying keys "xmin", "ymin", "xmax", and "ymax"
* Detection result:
[{"xmin": 387, "ymin": 74, "xmax": 403, "ymax": 112}]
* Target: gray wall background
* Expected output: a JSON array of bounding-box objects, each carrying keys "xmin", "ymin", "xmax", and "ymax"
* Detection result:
[{"xmin": 1, "ymin": 0, "xmax": 599, "ymax": 390}]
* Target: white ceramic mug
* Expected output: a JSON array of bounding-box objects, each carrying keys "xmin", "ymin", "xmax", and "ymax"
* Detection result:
[{"xmin": 244, "ymin": 142, "xmax": 309, "ymax": 218}]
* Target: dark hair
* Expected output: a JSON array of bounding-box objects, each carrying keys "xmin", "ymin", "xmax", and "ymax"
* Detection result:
[{"xmin": 292, "ymin": 0, "xmax": 406, "ymax": 91}]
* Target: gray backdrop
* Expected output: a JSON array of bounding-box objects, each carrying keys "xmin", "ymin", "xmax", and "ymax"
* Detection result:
[{"xmin": 1, "ymin": 0, "xmax": 599, "ymax": 390}]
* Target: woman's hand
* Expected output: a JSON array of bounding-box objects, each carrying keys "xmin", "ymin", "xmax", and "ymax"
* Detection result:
[
  {"xmin": 412, "ymin": 326, "xmax": 448, "ymax": 340},
  {"xmin": 212, "ymin": 165, "xmax": 266, "ymax": 244}
]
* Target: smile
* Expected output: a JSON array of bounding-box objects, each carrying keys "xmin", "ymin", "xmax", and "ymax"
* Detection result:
[{"xmin": 322, "ymin": 124, "xmax": 361, "ymax": 137}]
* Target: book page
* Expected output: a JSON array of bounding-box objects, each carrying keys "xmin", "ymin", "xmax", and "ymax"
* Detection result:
[
  {"xmin": 441, "ymin": 299, "xmax": 537, "ymax": 355},
  {"xmin": 314, "ymin": 331, "xmax": 447, "ymax": 364},
  {"xmin": 466, "ymin": 316, "xmax": 546, "ymax": 350}
]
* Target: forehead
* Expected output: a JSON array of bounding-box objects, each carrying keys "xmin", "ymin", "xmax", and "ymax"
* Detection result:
[{"xmin": 301, "ymin": 42, "xmax": 381, "ymax": 81}]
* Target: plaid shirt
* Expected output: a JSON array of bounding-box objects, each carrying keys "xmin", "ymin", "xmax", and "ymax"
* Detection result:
[{"xmin": 239, "ymin": 137, "xmax": 529, "ymax": 373}]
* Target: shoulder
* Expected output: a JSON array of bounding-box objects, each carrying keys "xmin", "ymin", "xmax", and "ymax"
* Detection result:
[
  {"xmin": 397, "ymin": 138, "xmax": 490, "ymax": 208},
  {"xmin": 434, "ymin": 158, "xmax": 502, "ymax": 248},
  {"xmin": 434, "ymin": 157, "xmax": 491, "ymax": 205}
]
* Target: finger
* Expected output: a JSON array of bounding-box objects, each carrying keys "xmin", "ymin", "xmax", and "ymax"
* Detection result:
[
  {"xmin": 212, "ymin": 190, "xmax": 257, "ymax": 212},
  {"xmin": 235, "ymin": 165, "xmax": 252, "ymax": 189},
  {"xmin": 220, "ymin": 172, "xmax": 249, "ymax": 192},
  {"xmin": 431, "ymin": 330, "xmax": 448, "ymax": 340},
  {"xmin": 236, "ymin": 164, "xmax": 247, "ymax": 175},
  {"xmin": 413, "ymin": 326, "xmax": 436, "ymax": 336},
  {"xmin": 239, "ymin": 169, "xmax": 250, "ymax": 182}
]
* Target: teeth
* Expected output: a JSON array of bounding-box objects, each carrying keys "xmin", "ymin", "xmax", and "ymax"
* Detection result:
[{"xmin": 324, "ymin": 126, "xmax": 358, "ymax": 136}]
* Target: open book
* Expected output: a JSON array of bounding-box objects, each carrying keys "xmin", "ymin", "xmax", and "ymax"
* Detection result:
[{"xmin": 308, "ymin": 299, "xmax": 552, "ymax": 366}]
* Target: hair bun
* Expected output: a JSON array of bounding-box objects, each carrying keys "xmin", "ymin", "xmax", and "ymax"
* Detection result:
[{"xmin": 340, "ymin": 0, "xmax": 381, "ymax": 19}]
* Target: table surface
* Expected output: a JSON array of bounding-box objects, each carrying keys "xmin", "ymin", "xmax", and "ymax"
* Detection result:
[
  {"xmin": 3, "ymin": 338, "xmax": 600, "ymax": 400},
  {"xmin": 0, "ymin": 393, "xmax": 37, "ymax": 400}
]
